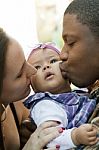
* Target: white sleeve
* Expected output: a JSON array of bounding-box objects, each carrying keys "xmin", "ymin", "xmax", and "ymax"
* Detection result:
[
  {"xmin": 31, "ymin": 99, "xmax": 68, "ymax": 127},
  {"xmin": 31, "ymin": 99, "xmax": 76, "ymax": 149},
  {"xmin": 47, "ymin": 128, "xmax": 76, "ymax": 150}
]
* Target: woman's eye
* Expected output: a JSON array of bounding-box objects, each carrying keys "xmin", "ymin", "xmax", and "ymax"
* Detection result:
[
  {"xmin": 34, "ymin": 65, "xmax": 41, "ymax": 70},
  {"xmin": 50, "ymin": 59, "xmax": 58, "ymax": 64},
  {"xmin": 17, "ymin": 74, "xmax": 21, "ymax": 78},
  {"xmin": 17, "ymin": 73, "xmax": 22, "ymax": 78}
]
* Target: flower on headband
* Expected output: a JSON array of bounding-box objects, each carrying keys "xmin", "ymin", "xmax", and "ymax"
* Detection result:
[{"xmin": 28, "ymin": 42, "xmax": 60, "ymax": 58}]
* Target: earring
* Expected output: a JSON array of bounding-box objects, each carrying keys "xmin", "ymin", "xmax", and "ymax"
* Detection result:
[{"xmin": 1, "ymin": 104, "xmax": 6, "ymax": 122}]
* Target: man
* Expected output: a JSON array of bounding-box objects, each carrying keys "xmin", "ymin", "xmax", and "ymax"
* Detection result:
[
  {"xmin": 59, "ymin": 0, "xmax": 99, "ymax": 149},
  {"xmin": 21, "ymin": 0, "xmax": 99, "ymax": 149},
  {"xmin": 60, "ymin": 0, "xmax": 99, "ymax": 88}
]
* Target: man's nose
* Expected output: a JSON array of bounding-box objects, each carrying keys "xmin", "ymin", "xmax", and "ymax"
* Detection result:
[
  {"xmin": 60, "ymin": 49, "xmax": 68, "ymax": 61},
  {"xmin": 27, "ymin": 62, "xmax": 37, "ymax": 78}
]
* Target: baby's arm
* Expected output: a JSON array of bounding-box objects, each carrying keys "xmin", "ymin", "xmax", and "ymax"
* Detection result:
[
  {"xmin": 46, "ymin": 122, "xmax": 76, "ymax": 149},
  {"xmin": 71, "ymin": 124, "xmax": 98, "ymax": 146}
]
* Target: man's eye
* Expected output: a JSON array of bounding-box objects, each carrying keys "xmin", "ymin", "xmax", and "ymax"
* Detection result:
[
  {"xmin": 50, "ymin": 59, "xmax": 58, "ymax": 64},
  {"xmin": 35, "ymin": 65, "xmax": 41, "ymax": 70},
  {"xmin": 68, "ymin": 42, "xmax": 75, "ymax": 47},
  {"xmin": 67, "ymin": 40, "xmax": 76, "ymax": 47}
]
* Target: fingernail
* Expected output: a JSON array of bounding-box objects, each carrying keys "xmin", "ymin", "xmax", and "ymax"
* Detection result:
[
  {"xmin": 56, "ymin": 144, "xmax": 60, "ymax": 150},
  {"xmin": 62, "ymin": 127, "xmax": 65, "ymax": 130},
  {"xmin": 56, "ymin": 121, "xmax": 61, "ymax": 124},
  {"xmin": 58, "ymin": 128, "xmax": 63, "ymax": 133}
]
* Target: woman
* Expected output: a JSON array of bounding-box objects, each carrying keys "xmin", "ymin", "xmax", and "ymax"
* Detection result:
[{"xmin": 0, "ymin": 28, "xmax": 60, "ymax": 150}]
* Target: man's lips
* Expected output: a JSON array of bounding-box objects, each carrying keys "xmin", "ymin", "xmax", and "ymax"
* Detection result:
[
  {"xmin": 59, "ymin": 63, "xmax": 68, "ymax": 79},
  {"xmin": 59, "ymin": 62, "xmax": 67, "ymax": 72}
]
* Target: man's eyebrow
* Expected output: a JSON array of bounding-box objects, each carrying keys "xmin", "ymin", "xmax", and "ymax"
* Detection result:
[
  {"xmin": 62, "ymin": 34, "xmax": 68, "ymax": 41},
  {"xmin": 63, "ymin": 32, "xmax": 76, "ymax": 37}
]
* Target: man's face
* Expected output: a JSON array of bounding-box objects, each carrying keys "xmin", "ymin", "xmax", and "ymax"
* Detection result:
[{"xmin": 60, "ymin": 14, "xmax": 99, "ymax": 87}]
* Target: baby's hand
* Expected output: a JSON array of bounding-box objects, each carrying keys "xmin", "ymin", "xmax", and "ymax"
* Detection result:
[{"xmin": 72, "ymin": 124, "xmax": 98, "ymax": 146}]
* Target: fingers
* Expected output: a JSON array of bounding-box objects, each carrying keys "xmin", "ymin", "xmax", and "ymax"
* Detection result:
[
  {"xmin": 87, "ymin": 124, "xmax": 97, "ymax": 137},
  {"xmin": 35, "ymin": 121, "xmax": 59, "ymax": 137},
  {"xmin": 84, "ymin": 125, "xmax": 98, "ymax": 145},
  {"xmin": 87, "ymin": 138, "xmax": 98, "ymax": 145},
  {"xmin": 81, "ymin": 124, "xmax": 97, "ymax": 132},
  {"xmin": 39, "ymin": 126, "xmax": 61, "ymax": 136},
  {"xmin": 44, "ymin": 144, "xmax": 60, "ymax": 150},
  {"xmin": 44, "ymin": 147, "xmax": 59, "ymax": 150},
  {"xmin": 39, "ymin": 121, "xmax": 59, "ymax": 129},
  {"xmin": 39, "ymin": 129, "xmax": 60, "ymax": 148},
  {"xmin": 23, "ymin": 121, "xmax": 63, "ymax": 150},
  {"xmin": 84, "ymin": 124, "xmax": 93, "ymax": 131},
  {"xmin": 38, "ymin": 127, "xmax": 61, "ymax": 148},
  {"xmin": 29, "ymin": 122, "xmax": 61, "ymax": 149}
]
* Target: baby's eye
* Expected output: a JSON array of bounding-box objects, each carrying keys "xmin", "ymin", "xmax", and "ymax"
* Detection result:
[
  {"xmin": 34, "ymin": 65, "xmax": 41, "ymax": 70},
  {"xmin": 50, "ymin": 59, "xmax": 58, "ymax": 64}
]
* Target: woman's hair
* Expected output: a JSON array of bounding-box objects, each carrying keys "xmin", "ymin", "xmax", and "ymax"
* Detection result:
[
  {"xmin": 0, "ymin": 28, "xmax": 9, "ymax": 96},
  {"xmin": 64, "ymin": 0, "xmax": 99, "ymax": 37}
]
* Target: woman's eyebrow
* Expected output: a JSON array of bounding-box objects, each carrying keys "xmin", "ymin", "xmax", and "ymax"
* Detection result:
[{"xmin": 17, "ymin": 61, "xmax": 25, "ymax": 76}]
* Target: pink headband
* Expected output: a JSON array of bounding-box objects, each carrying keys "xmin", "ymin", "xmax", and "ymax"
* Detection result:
[{"xmin": 28, "ymin": 42, "xmax": 60, "ymax": 59}]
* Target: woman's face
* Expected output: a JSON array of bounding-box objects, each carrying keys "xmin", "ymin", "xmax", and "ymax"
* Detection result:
[{"xmin": 1, "ymin": 38, "xmax": 35, "ymax": 105}]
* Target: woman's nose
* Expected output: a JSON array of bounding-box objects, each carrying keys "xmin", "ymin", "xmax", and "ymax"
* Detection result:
[{"xmin": 26, "ymin": 62, "xmax": 37, "ymax": 78}]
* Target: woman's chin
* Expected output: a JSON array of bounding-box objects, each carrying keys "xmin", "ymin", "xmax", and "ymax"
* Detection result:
[{"xmin": 23, "ymin": 88, "xmax": 31, "ymax": 98}]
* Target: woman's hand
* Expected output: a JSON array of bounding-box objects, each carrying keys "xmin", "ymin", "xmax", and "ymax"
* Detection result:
[
  {"xmin": 20, "ymin": 118, "xmax": 37, "ymax": 148},
  {"xmin": 22, "ymin": 121, "xmax": 61, "ymax": 150}
]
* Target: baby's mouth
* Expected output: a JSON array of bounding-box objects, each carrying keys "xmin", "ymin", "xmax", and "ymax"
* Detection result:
[{"xmin": 45, "ymin": 72, "xmax": 54, "ymax": 80}]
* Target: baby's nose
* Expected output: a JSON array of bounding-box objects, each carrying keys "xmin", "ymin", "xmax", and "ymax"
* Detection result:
[{"xmin": 43, "ymin": 65, "xmax": 50, "ymax": 70}]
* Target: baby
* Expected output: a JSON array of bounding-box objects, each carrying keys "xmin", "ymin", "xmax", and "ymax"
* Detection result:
[{"xmin": 24, "ymin": 42, "xmax": 98, "ymax": 149}]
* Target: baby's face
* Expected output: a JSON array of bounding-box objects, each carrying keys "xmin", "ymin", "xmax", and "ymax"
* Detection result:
[{"xmin": 28, "ymin": 48, "xmax": 68, "ymax": 94}]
